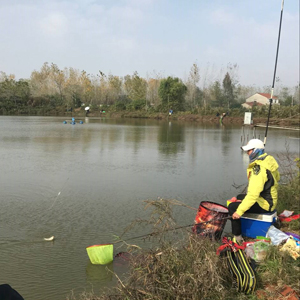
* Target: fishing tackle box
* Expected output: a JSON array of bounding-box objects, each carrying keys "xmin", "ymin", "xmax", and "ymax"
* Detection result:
[{"xmin": 241, "ymin": 211, "xmax": 277, "ymax": 238}]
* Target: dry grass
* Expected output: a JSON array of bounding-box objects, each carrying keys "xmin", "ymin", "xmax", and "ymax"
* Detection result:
[
  {"xmin": 70, "ymin": 192, "xmax": 300, "ymax": 300},
  {"xmin": 116, "ymin": 236, "xmax": 231, "ymax": 300},
  {"xmin": 74, "ymin": 234, "xmax": 299, "ymax": 300}
]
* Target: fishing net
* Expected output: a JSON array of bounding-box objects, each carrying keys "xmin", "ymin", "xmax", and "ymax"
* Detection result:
[{"xmin": 193, "ymin": 201, "xmax": 229, "ymax": 240}]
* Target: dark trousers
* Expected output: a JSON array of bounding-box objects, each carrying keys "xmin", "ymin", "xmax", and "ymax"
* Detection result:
[{"xmin": 228, "ymin": 194, "xmax": 269, "ymax": 236}]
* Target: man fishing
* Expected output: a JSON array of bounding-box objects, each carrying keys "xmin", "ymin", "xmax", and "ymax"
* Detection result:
[{"xmin": 228, "ymin": 139, "xmax": 280, "ymax": 242}]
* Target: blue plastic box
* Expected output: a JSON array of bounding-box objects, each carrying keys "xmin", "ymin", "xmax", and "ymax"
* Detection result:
[{"xmin": 241, "ymin": 211, "xmax": 277, "ymax": 238}]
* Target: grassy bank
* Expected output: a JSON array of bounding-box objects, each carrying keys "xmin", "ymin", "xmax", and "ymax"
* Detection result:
[{"xmin": 69, "ymin": 158, "xmax": 300, "ymax": 300}]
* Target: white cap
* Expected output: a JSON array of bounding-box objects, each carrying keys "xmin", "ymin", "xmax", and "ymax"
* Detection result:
[{"xmin": 241, "ymin": 139, "xmax": 264, "ymax": 151}]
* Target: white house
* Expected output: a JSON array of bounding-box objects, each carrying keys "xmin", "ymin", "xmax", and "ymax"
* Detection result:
[{"xmin": 242, "ymin": 93, "xmax": 279, "ymax": 109}]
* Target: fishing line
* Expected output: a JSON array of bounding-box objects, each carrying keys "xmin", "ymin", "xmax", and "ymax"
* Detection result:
[
  {"xmin": 41, "ymin": 177, "xmax": 70, "ymax": 241},
  {"xmin": 113, "ymin": 216, "xmax": 232, "ymax": 245},
  {"xmin": 47, "ymin": 177, "xmax": 69, "ymax": 210},
  {"xmin": 264, "ymin": 0, "xmax": 284, "ymax": 146},
  {"xmin": 16, "ymin": 176, "xmax": 71, "ymax": 242},
  {"xmin": 0, "ymin": 177, "xmax": 71, "ymax": 244}
]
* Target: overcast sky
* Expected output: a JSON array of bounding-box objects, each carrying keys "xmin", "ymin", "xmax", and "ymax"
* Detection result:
[{"xmin": 0, "ymin": 0, "xmax": 299, "ymax": 88}]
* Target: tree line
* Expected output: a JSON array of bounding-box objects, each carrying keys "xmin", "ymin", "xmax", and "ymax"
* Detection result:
[{"xmin": 0, "ymin": 62, "xmax": 299, "ymax": 115}]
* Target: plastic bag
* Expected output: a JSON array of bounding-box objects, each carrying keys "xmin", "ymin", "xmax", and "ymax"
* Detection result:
[
  {"xmin": 279, "ymin": 210, "xmax": 294, "ymax": 218},
  {"xmin": 253, "ymin": 241, "xmax": 270, "ymax": 262},
  {"xmin": 266, "ymin": 225, "xmax": 289, "ymax": 246},
  {"xmin": 245, "ymin": 244, "xmax": 255, "ymax": 260}
]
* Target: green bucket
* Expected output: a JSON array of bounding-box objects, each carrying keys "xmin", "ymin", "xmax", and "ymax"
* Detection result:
[{"xmin": 86, "ymin": 244, "xmax": 114, "ymax": 265}]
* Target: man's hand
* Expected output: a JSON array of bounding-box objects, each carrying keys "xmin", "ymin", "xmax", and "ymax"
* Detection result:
[{"xmin": 232, "ymin": 212, "xmax": 241, "ymax": 219}]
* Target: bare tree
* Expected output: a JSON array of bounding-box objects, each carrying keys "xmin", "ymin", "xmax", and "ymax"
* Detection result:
[{"xmin": 185, "ymin": 62, "xmax": 200, "ymax": 110}]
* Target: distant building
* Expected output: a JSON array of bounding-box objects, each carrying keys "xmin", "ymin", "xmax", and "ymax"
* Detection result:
[{"xmin": 242, "ymin": 93, "xmax": 279, "ymax": 109}]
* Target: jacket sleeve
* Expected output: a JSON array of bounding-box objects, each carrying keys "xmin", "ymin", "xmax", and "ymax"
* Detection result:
[{"xmin": 236, "ymin": 165, "xmax": 267, "ymax": 216}]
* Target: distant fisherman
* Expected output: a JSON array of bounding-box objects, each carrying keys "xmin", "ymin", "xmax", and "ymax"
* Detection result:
[
  {"xmin": 220, "ymin": 112, "xmax": 226, "ymax": 124},
  {"xmin": 228, "ymin": 139, "xmax": 280, "ymax": 242}
]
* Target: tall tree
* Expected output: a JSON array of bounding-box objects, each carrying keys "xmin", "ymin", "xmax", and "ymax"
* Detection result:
[
  {"xmin": 158, "ymin": 77, "xmax": 187, "ymax": 111},
  {"xmin": 278, "ymin": 86, "xmax": 291, "ymax": 106},
  {"xmin": 64, "ymin": 67, "xmax": 83, "ymax": 108},
  {"xmin": 80, "ymin": 70, "xmax": 93, "ymax": 105},
  {"xmin": 97, "ymin": 72, "xmax": 110, "ymax": 105},
  {"xmin": 124, "ymin": 71, "xmax": 147, "ymax": 102},
  {"xmin": 108, "ymin": 74, "xmax": 123, "ymax": 104},
  {"xmin": 50, "ymin": 63, "xmax": 66, "ymax": 105},
  {"xmin": 30, "ymin": 62, "xmax": 52, "ymax": 97},
  {"xmin": 292, "ymin": 84, "xmax": 299, "ymax": 105},
  {"xmin": 147, "ymin": 77, "xmax": 161, "ymax": 107},
  {"xmin": 0, "ymin": 78, "xmax": 30, "ymax": 107},
  {"xmin": 210, "ymin": 80, "xmax": 224, "ymax": 107},
  {"xmin": 185, "ymin": 62, "xmax": 200, "ymax": 109},
  {"xmin": 222, "ymin": 72, "xmax": 234, "ymax": 109}
]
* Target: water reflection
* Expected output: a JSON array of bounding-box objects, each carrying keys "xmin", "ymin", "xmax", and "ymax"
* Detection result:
[
  {"xmin": 125, "ymin": 126, "xmax": 146, "ymax": 153},
  {"xmin": 220, "ymin": 124, "xmax": 231, "ymax": 156},
  {"xmin": 158, "ymin": 122, "xmax": 185, "ymax": 155},
  {"xmin": 86, "ymin": 262, "xmax": 114, "ymax": 283},
  {"xmin": 85, "ymin": 253, "xmax": 130, "ymax": 294}
]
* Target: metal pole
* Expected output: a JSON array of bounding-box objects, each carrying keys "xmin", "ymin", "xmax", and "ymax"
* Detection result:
[{"xmin": 264, "ymin": 0, "xmax": 284, "ymax": 146}]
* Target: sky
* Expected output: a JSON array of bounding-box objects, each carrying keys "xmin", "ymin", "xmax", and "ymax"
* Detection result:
[{"xmin": 0, "ymin": 0, "xmax": 299, "ymax": 89}]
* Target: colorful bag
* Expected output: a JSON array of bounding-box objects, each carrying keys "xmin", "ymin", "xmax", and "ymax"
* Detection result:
[
  {"xmin": 217, "ymin": 236, "xmax": 256, "ymax": 294},
  {"xmin": 193, "ymin": 201, "xmax": 229, "ymax": 240}
]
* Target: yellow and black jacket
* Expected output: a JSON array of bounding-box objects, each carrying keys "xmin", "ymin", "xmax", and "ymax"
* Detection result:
[{"xmin": 236, "ymin": 153, "xmax": 280, "ymax": 216}]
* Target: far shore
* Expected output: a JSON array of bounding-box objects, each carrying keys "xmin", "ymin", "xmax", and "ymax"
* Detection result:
[
  {"xmin": 68, "ymin": 111, "xmax": 300, "ymax": 129},
  {"xmin": 1, "ymin": 111, "xmax": 299, "ymax": 129}
]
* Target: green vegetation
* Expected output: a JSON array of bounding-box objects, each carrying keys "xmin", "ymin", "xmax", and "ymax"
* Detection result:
[
  {"xmin": 1, "ymin": 63, "xmax": 299, "ymax": 117},
  {"xmin": 158, "ymin": 76, "xmax": 187, "ymax": 111}
]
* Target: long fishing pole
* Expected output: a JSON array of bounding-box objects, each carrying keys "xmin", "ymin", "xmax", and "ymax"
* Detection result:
[
  {"xmin": 114, "ymin": 216, "xmax": 232, "ymax": 244},
  {"xmin": 264, "ymin": 0, "xmax": 284, "ymax": 146}
]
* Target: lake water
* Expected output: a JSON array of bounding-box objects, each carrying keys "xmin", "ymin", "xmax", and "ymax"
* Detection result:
[{"xmin": 0, "ymin": 116, "xmax": 299, "ymax": 299}]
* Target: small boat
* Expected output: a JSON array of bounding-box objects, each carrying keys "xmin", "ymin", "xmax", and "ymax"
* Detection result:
[{"xmin": 44, "ymin": 236, "xmax": 55, "ymax": 241}]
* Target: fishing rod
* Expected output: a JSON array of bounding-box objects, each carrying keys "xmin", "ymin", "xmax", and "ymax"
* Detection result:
[
  {"xmin": 264, "ymin": 0, "xmax": 284, "ymax": 146},
  {"xmin": 114, "ymin": 216, "xmax": 232, "ymax": 244}
]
